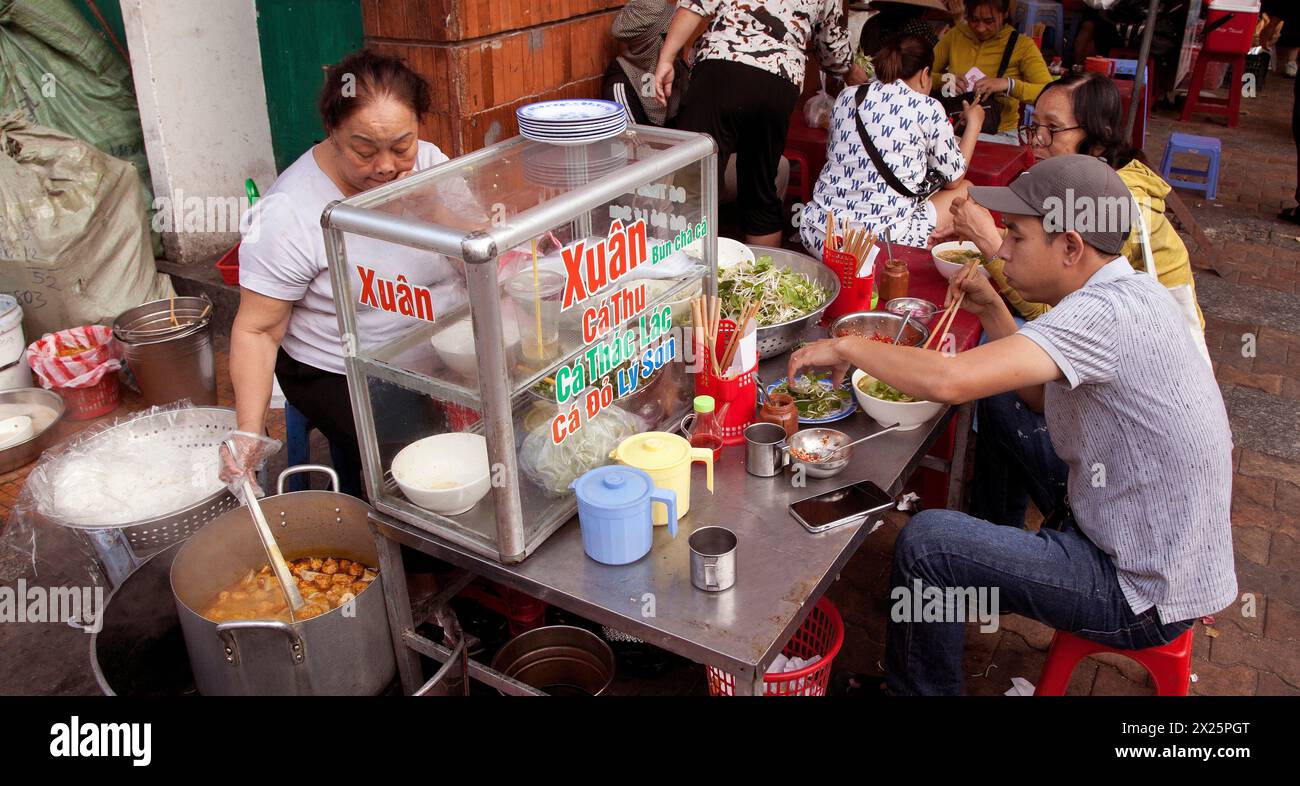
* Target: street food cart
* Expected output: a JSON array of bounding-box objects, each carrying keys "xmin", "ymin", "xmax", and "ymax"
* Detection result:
[
  {"xmin": 320, "ymin": 126, "xmax": 717, "ymax": 565},
  {"xmin": 316, "ymin": 126, "xmax": 977, "ymax": 697}
]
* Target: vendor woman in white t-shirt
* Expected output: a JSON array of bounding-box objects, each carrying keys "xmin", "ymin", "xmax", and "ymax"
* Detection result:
[{"xmin": 224, "ymin": 50, "xmax": 467, "ymax": 494}]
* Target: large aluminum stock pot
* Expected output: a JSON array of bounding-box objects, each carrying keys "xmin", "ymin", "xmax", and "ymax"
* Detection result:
[{"xmin": 170, "ymin": 466, "xmax": 396, "ymax": 695}]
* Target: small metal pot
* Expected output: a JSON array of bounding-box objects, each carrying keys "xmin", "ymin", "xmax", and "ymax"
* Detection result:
[
  {"xmin": 690, "ymin": 527, "xmax": 737, "ymax": 592},
  {"xmin": 113, "ymin": 296, "xmax": 217, "ymax": 406},
  {"xmin": 170, "ymin": 466, "xmax": 395, "ymax": 696},
  {"xmin": 744, "ymin": 422, "xmax": 789, "ymax": 478},
  {"xmin": 490, "ymin": 625, "xmax": 616, "ymax": 696}
]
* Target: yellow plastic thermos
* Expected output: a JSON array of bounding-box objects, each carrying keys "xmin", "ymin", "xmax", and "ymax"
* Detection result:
[{"xmin": 610, "ymin": 432, "xmax": 713, "ymax": 526}]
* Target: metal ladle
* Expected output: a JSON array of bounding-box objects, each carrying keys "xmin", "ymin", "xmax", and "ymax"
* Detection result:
[
  {"xmin": 224, "ymin": 438, "xmax": 304, "ymax": 618},
  {"xmin": 239, "ymin": 476, "xmax": 305, "ymax": 620}
]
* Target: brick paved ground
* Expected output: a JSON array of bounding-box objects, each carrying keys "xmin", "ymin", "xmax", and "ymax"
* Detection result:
[{"xmin": 2, "ymin": 75, "xmax": 1298, "ymax": 697}]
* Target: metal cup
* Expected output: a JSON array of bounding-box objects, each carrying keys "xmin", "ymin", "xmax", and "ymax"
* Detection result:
[
  {"xmin": 744, "ymin": 422, "xmax": 789, "ymax": 478},
  {"xmin": 690, "ymin": 527, "xmax": 737, "ymax": 592}
]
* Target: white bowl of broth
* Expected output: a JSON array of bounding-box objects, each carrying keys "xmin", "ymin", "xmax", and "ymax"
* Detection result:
[{"xmin": 930, "ymin": 241, "xmax": 992, "ymax": 281}]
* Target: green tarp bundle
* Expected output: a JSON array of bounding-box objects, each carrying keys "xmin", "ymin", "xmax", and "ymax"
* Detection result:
[{"xmin": 0, "ymin": 0, "xmax": 152, "ymax": 199}]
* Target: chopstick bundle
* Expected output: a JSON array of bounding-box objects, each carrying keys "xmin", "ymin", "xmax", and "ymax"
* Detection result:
[
  {"xmin": 718, "ymin": 301, "xmax": 760, "ymax": 373},
  {"xmin": 693, "ymin": 295, "xmax": 722, "ymax": 377}
]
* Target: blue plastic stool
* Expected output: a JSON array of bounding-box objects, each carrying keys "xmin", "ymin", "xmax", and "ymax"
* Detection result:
[
  {"xmin": 1015, "ymin": 0, "xmax": 1065, "ymax": 51},
  {"xmin": 1159, "ymin": 133, "xmax": 1222, "ymax": 201},
  {"xmin": 283, "ymin": 402, "xmax": 364, "ymax": 497}
]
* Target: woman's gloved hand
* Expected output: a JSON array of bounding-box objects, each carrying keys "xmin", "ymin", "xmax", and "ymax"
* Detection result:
[{"xmin": 219, "ymin": 431, "xmax": 283, "ymax": 501}]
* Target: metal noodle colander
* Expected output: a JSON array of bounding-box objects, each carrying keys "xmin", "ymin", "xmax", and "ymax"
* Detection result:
[
  {"xmin": 29, "ymin": 407, "xmax": 241, "ymax": 557},
  {"xmin": 741, "ymin": 246, "xmax": 842, "ymax": 359}
]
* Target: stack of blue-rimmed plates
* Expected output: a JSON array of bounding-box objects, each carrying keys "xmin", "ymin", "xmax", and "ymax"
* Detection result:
[
  {"xmin": 517, "ymin": 99, "xmax": 628, "ymax": 146},
  {"xmin": 522, "ymin": 140, "xmax": 629, "ymax": 187}
]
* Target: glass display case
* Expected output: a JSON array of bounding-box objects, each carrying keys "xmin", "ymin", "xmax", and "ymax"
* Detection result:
[{"xmin": 322, "ymin": 126, "xmax": 718, "ymax": 563}]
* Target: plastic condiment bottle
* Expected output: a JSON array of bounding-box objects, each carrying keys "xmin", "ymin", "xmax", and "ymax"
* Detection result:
[
  {"xmin": 688, "ymin": 395, "xmax": 724, "ymax": 461},
  {"xmin": 878, "ymin": 258, "xmax": 909, "ymax": 305},
  {"xmin": 758, "ymin": 392, "xmax": 799, "ymax": 439}
]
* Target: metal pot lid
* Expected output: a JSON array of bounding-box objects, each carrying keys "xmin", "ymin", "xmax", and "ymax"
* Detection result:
[
  {"xmin": 112, "ymin": 296, "xmax": 213, "ymax": 344},
  {"xmin": 571, "ymin": 465, "xmax": 653, "ymax": 509},
  {"xmin": 612, "ymin": 431, "xmax": 691, "ymax": 471}
]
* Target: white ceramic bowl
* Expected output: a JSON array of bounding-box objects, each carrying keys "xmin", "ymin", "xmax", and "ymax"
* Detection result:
[
  {"xmin": 850, "ymin": 369, "xmax": 945, "ymax": 432},
  {"xmin": 430, "ymin": 313, "xmax": 520, "ymax": 380},
  {"xmin": 930, "ymin": 241, "xmax": 992, "ymax": 281},
  {"xmin": 683, "ymin": 236, "xmax": 754, "ymax": 270},
  {"xmin": 391, "ymin": 433, "xmax": 492, "ymax": 515}
]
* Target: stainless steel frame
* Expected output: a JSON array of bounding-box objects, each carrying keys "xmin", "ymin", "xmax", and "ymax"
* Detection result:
[
  {"xmin": 371, "ymin": 344, "xmax": 958, "ymax": 696},
  {"xmin": 321, "ymin": 127, "xmax": 720, "ymax": 564}
]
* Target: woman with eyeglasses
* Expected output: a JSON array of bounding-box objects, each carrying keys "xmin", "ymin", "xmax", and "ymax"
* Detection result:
[
  {"xmin": 934, "ymin": 71, "xmax": 1204, "ymax": 333},
  {"xmin": 932, "ymin": 0, "xmax": 1051, "ymax": 139}
]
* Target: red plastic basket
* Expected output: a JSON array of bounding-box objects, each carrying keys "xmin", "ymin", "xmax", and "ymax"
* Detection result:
[
  {"xmin": 215, "ymin": 242, "xmax": 240, "ymax": 286},
  {"xmin": 57, "ymin": 373, "xmax": 121, "ymax": 421},
  {"xmin": 707, "ymin": 597, "xmax": 845, "ymax": 696},
  {"xmin": 822, "ymin": 239, "xmax": 877, "ymax": 325},
  {"xmin": 693, "ymin": 319, "xmax": 756, "ymax": 445}
]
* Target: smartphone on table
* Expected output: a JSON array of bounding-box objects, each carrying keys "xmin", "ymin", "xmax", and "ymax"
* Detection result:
[{"xmin": 789, "ymin": 480, "xmax": 894, "ymax": 533}]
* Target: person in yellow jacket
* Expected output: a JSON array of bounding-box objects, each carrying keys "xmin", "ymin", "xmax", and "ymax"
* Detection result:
[
  {"xmin": 932, "ymin": 72, "xmax": 1207, "ymax": 355},
  {"xmin": 933, "ymin": 0, "xmax": 1052, "ymax": 136}
]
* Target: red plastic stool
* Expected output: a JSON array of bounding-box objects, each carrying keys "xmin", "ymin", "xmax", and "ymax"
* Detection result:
[
  {"xmin": 1035, "ymin": 628, "xmax": 1194, "ymax": 696},
  {"xmin": 1179, "ymin": 50, "xmax": 1246, "ymax": 128},
  {"xmin": 782, "ymin": 147, "xmax": 814, "ymax": 205}
]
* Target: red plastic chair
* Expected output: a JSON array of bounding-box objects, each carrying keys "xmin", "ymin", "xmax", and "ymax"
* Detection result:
[{"xmin": 1035, "ymin": 628, "xmax": 1194, "ymax": 695}]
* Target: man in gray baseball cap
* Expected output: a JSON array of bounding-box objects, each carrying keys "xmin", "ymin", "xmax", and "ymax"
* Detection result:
[{"xmin": 788, "ymin": 154, "xmax": 1235, "ymax": 695}]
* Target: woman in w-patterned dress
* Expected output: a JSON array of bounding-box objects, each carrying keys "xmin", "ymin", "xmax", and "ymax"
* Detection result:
[{"xmin": 800, "ymin": 34, "xmax": 982, "ymax": 256}]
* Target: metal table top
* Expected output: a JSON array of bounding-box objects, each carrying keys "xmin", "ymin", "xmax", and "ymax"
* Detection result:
[{"xmin": 370, "ymin": 345, "xmax": 954, "ymax": 682}]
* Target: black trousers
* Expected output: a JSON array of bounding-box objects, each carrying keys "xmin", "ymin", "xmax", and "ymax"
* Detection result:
[
  {"xmin": 674, "ymin": 59, "xmax": 800, "ymax": 236},
  {"xmin": 275, "ymin": 349, "xmax": 364, "ymax": 496}
]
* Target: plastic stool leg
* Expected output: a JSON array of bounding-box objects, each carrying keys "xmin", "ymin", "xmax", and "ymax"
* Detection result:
[
  {"xmin": 1180, "ymin": 55, "xmax": 1210, "ymax": 123},
  {"xmin": 1226, "ymin": 55, "xmax": 1245, "ymax": 128},
  {"xmin": 1206, "ymin": 149, "xmax": 1220, "ymax": 201},
  {"xmin": 1143, "ymin": 629, "xmax": 1194, "ymax": 696},
  {"xmin": 1035, "ymin": 631, "xmax": 1096, "ymax": 695}
]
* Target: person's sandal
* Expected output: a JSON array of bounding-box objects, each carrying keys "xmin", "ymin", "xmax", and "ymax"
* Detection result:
[{"xmin": 1279, "ymin": 206, "xmax": 1300, "ymax": 225}]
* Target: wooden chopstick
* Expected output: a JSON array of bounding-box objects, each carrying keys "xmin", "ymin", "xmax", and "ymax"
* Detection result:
[
  {"xmin": 924, "ymin": 261, "xmax": 977, "ymax": 350},
  {"xmin": 719, "ymin": 302, "xmax": 758, "ymax": 374}
]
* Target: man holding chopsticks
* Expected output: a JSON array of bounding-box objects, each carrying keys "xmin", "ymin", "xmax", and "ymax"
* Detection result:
[{"xmin": 787, "ymin": 155, "xmax": 1236, "ymax": 695}]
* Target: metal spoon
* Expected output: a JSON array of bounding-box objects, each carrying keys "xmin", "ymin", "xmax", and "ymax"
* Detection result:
[
  {"xmin": 890, "ymin": 313, "xmax": 913, "ymax": 345},
  {"xmin": 816, "ymin": 423, "xmax": 904, "ymax": 459}
]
